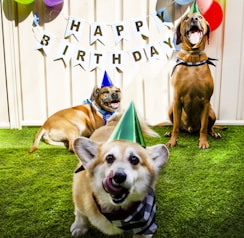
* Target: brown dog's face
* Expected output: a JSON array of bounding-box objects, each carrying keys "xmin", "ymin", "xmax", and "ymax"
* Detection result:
[
  {"xmin": 93, "ymin": 86, "xmax": 122, "ymax": 112},
  {"xmin": 176, "ymin": 13, "xmax": 210, "ymax": 50}
]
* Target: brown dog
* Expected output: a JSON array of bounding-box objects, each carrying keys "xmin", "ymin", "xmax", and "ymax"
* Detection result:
[
  {"xmin": 166, "ymin": 12, "xmax": 221, "ymax": 149},
  {"xmin": 90, "ymin": 113, "xmax": 159, "ymax": 143},
  {"xmin": 29, "ymin": 86, "xmax": 121, "ymax": 153}
]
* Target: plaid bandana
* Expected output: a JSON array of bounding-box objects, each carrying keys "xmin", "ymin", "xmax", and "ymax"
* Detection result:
[{"xmin": 95, "ymin": 187, "xmax": 157, "ymax": 235}]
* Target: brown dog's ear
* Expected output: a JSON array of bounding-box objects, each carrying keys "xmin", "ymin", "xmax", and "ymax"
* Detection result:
[
  {"xmin": 90, "ymin": 85, "xmax": 100, "ymax": 100},
  {"xmin": 175, "ymin": 23, "xmax": 182, "ymax": 45},
  {"xmin": 206, "ymin": 23, "xmax": 210, "ymax": 44}
]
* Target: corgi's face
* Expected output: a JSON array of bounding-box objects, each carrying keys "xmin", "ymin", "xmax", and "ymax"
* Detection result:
[{"xmin": 74, "ymin": 138, "xmax": 169, "ymax": 210}]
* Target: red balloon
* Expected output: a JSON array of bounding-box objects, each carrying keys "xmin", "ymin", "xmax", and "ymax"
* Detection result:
[
  {"xmin": 196, "ymin": 0, "xmax": 213, "ymax": 14},
  {"xmin": 203, "ymin": 1, "xmax": 223, "ymax": 31}
]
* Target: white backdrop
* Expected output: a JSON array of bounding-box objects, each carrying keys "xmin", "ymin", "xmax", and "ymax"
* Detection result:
[{"xmin": 0, "ymin": 0, "xmax": 243, "ymax": 129}]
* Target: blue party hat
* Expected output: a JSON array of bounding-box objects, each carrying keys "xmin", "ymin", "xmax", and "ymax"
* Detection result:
[
  {"xmin": 108, "ymin": 101, "xmax": 146, "ymax": 147},
  {"xmin": 101, "ymin": 71, "xmax": 114, "ymax": 88}
]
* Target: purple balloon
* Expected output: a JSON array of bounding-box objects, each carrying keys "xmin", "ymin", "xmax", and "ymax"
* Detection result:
[{"xmin": 43, "ymin": 0, "xmax": 63, "ymax": 7}]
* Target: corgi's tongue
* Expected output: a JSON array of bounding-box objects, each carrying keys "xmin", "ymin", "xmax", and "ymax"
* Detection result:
[
  {"xmin": 102, "ymin": 176, "xmax": 124, "ymax": 195},
  {"xmin": 102, "ymin": 172, "xmax": 130, "ymax": 204}
]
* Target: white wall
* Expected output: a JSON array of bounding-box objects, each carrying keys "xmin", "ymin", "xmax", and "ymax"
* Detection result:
[{"xmin": 0, "ymin": 0, "xmax": 243, "ymax": 129}]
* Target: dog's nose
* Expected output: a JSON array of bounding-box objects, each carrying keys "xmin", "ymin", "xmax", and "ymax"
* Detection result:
[
  {"xmin": 113, "ymin": 169, "xmax": 127, "ymax": 184},
  {"xmin": 191, "ymin": 17, "xmax": 199, "ymax": 24},
  {"xmin": 111, "ymin": 93, "xmax": 118, "ymax": 100}
]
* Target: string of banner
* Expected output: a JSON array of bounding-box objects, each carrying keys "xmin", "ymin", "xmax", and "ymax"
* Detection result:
[{"xmin": 32, "ymin": 11, "xmax": 175, "ymax": 72}]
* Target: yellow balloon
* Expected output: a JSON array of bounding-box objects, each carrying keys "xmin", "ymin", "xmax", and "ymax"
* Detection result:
[{"xmin": 15, "ymin": 0, "xmax": 34, "ymax": 4}]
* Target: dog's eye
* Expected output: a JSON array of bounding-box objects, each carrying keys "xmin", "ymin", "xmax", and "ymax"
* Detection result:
[
  {"xmin": 129, "ymin": 155, "xmax": 140, "ymax": 165},
  {"xmin": 105, "ymin": 154, "xmax": 115, "ymax": 164},
  {"xmin": 103, "ymin": 90, "xmax": 109, "ymax": 94}
]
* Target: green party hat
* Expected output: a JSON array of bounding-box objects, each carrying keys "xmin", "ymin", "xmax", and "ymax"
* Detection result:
[
  {"xmin": 189, "ymin": 0, "xmax": 201, "ymax": 14},
  {"xmin": 108, "ymin": 101, "xmax": 146, "ymax": 147}
]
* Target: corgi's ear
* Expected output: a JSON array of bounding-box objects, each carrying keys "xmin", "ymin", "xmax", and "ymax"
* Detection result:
[
  {"xmin": 73, "ymin": 137, "xmax": 98, "ymax": 169},
  {"xmin": 147, "ymin": 144, "xmax": 169, "ymax": 174}
]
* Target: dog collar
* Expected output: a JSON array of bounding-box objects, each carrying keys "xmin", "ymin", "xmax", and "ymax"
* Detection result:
[
  {"xmin": 172, "ymin": 57, "xmax": 217, "ymax": 76},
  {"xmin": 180, "ymin": 49, "xmax": 205, "ymax": 55},
  {"xmin": 82, "ymin": 99, "xmax": 116, "ymax": 124},
  {"xmin": 93, "ymin": 187, "xmax": 157, "ymax": 235}
]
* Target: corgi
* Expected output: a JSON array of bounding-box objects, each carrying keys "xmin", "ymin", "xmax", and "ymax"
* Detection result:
[{"xmin": 70, "ymin": 136, "xmax": 169, "ymax": 237}]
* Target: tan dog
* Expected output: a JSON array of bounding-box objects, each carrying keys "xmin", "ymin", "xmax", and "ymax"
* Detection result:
[
  {"xmin": 71, "ymin": 136, "xmax": 169, "ymax": 237},
  {"xmin": 166, "ymin": 12, "xmax": 221, "ymax": 149},
  {"xmin": 29, "ymin": 86, "xmax": 121, "ymax": 153},
  {"xmin": 90, "ymin": 113, "xmax": 159, "ymax": 143}
]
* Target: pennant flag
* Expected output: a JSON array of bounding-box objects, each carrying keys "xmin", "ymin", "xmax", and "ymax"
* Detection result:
[
  {"xmin": 90, "ymin": 50, "xmax": 106, "ymax": 71},
  {"xmin": 151, "ymin": 11, "xmax": 166, "ymax": 32},
  {"xmin": 54, "ymin": 40, "xmax": 74, "ymax": 66},
  {"xmin": 108, "ymin": 101, "xmax": 146, "ymax": 147},
  {"xmin": 90, "ymin": 23, "xmax": 107, "ymax": 45},
  {"xmin": 101, "ymin": 71, "xmax": 114, "ymax": 88},
  {"xmin": 160, "ymin": 36, "xmax": 175, "ymax": 58},
  {"xmin": 35, "ymin": 31, "xmax": 55, "ymax": 56},
  {"xmin": 132, "ymin": 18, "xmax": 150, "ymax": 39},
  {"xmin": 128, "ymin": 47, "xmax": 147, "ymax": 64},
  {"xmin": 108, "ymin": 51, "xmax": 126, "ymax": 72},
  {"xmin": 111, "ymin": 22, "xmax": 130, "ymax": 45},
  {"xmin": 72, "ymin": 46, "xmax": 90, "ymax": 71},
  {"xmin": 65, "ymin": 16, "xmax": 84, "ymax": 41},
  {"xmin": 144, "ymin": 42, "xmax": 165, "ymax": 60},
  {"xmin": 155, "ymin": 8, "xmax": 172, "ymax": 23}
]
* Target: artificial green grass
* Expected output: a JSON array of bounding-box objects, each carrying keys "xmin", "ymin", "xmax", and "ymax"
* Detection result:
[{"xmin": 0, "ymin": 126, "xmax": 243, "ymax": 238}]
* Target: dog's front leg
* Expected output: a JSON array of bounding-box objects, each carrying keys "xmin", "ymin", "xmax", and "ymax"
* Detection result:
[
  {"xmin": 70, "ymin": 209, "xmax": 90, "ymax": 236},
  {"xmin": 199, "ymin": 102, "xmax": 210, "ymax": 149},
  {"xmin": 166, "ymin": 100, "xmax": 181, "ymax": 147}
]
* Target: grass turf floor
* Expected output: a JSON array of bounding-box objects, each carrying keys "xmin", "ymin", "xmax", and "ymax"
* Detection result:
[{"xmin": 0, "ymin": 126, "xmax": 243, "ymax": 238}]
